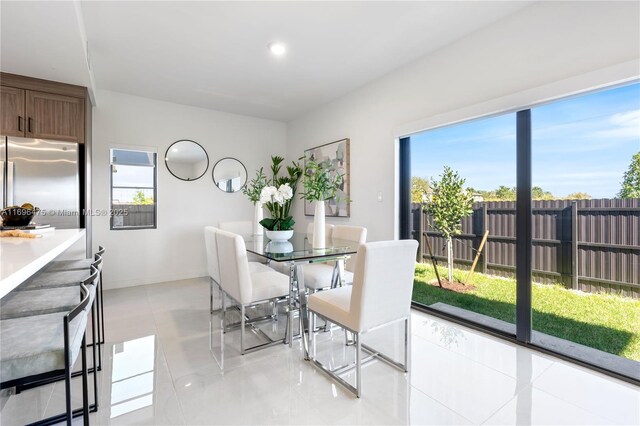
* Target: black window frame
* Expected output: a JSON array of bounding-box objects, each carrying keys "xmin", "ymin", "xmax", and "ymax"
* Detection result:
[
  {"xmin": 401, "ymin": 82, "xmax": 640, "ymax": 385},
  {"xmin": 109, "ymin": 149, "xmax": 158, "ymax": 231}
]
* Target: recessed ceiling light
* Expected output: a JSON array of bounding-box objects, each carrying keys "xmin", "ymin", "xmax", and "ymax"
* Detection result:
[{"xmin": 268, "ymin": 42, "xmax": 286, "ymax": 56}]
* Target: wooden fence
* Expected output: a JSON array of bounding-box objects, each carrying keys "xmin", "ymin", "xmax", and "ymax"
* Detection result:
[
  {"xmin": 114, "ymin": 204, "xmax": 155, "ymax": 228},
  {"xmin": 412, "ymin": 198, "xmax": 640, "ymax": 298}
]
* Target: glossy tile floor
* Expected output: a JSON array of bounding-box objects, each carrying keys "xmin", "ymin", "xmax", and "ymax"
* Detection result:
[{"xmin": 1, "ymin": 277, "xmax": 638, "ymax": 425}]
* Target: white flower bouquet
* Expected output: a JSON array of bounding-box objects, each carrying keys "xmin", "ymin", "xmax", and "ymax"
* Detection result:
[{"xmin": 259, "ymin": 184, "xmax": 295, "ymax": 230}]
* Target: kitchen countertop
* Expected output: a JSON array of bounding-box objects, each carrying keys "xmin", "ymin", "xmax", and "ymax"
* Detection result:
[{"xmin": 0, "ymin": 228, "xmax": 86, "ymax": 299}]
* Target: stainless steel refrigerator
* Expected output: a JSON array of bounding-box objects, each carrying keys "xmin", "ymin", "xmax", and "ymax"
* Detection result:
[{"xmin": 1, "ymin": 136, "xmax": 80, "ymax": 229}]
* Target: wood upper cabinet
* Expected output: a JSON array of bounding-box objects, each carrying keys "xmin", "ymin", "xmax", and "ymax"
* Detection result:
[
  {"xmin": 0, "ymin": 85, "xmax": 85, "ymax": 143},
  {"xmin": 0, "ymin": 86, "xmax": 26, "ymax": 137},
  {"xmin": 26, "ymin": 90, "xmax": 85, "ymax": 143}
]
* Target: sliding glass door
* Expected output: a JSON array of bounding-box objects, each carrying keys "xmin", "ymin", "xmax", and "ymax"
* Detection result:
[
  {"xmin": 530, "ymin": 83, "xmax": 640, "ymax": 362},
  {"xmin": 410, "ymin": 112, "xmax": 517, "ymax": 329},
  {"xmin": 407, "ymin": 81, "xmax": 639, "ymax": 378}
]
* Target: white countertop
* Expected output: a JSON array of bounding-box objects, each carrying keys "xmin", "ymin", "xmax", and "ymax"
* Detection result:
[{"xmin": 0, "ymin": 228, "xmax": 86, "ymax": 299}]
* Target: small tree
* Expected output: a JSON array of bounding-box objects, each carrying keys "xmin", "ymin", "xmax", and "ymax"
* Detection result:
[
  {"xmin": 618, "ymin": 152, "xmax": 640, "ymax": 198},
  {"xmin": 132, "ymin": 190, "xmax": 153, "ymax": 205},
  {"xmin": 411, "ymin": 176, "xmax": 431, "ymax": 203},
  {"xmin": 427, "ymin": 167, "xmax": 473, "ymax": 282}
]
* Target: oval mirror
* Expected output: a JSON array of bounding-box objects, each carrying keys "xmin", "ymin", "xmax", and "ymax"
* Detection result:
[
  {"xmin": 212, "ymin": 157, "xmax": 247, "ymax": 193},
  {"xmin": 165, "ymin": 140, "xmax": 209, "ymax": 181}
]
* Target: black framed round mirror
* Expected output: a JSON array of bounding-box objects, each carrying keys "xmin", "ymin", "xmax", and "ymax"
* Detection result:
[
  {"xmin": 212, "ymin": 157, "xmax": 247, "ymax": 193},
  {"xmin": 165, "ymin": 140, "xmax": 209, "ymax": 181}
]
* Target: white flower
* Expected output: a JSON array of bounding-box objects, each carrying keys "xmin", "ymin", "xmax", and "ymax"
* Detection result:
[
  {"xmin": 259, "ymin": 186, "xmax": 277, "ymax": 205},
  {"xmin": 278, "ymin": 184, "xmax": 293, "ymax": 201},
  {"xmin": 273, "ymin": 192, "xmax": 285, "ymax": 205}
]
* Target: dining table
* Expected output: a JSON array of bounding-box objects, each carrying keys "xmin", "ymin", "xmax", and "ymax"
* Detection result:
[{"xmin": 243, "ymin": 232, "xmax": 359, "ymax": 358}]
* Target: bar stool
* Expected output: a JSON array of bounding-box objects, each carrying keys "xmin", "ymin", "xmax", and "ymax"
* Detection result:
[
  {"xmin": 0, "ymin": 268, "xmax": 100, "ymax": 425},
  {"xmin": 43, "ymin": 246, "xmax": 106, "ymax": 345},
  {"xmin": 15, "ymin": 254, "xmax": 105, "ymax": 371}
]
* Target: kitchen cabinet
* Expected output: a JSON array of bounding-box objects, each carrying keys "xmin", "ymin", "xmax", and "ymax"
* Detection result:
[
  {"xmin": 0, "ymin": 86, "xmax": 25, "ymax": 137},
  {"xmin": 26, "ymin": 90, "xmax": 84, "ymax": 143},
  {"xmin": 0, "ymin": 86, "xmax": 84, "ymax": 143}
]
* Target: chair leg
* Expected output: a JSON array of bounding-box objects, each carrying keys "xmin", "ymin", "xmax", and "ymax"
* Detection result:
[
  {"xmin": 65, "ymin": 360, "xmax": 72, "ymax": 425},
  {"xmin": 219, "ymin": 290, "xmax": 226, "ymax": 370},
  {"xmin": 99, "ymin": 270, "xmax": 105, "ymax": 345},
  {"xmin": 240, "ymin": 305, "xmax": 246, "ymax": 355},
  {"xmin": 210, "ymin": 278, "xmax": 214, "ymax": 314},
  {"xmin": 91, "ymin": 302, "xmax": 99, "ymax": 410},
  {"xmin": 95, "ymin": 296, "xmax": 102, "ymax": 371},
  {"xmin": 404, "ymin": 317, "xmax": 410, "ymax": 372},
  {"xmin": 310, "ymin": 312, "xmax": 316, "ymax": 358},
  {"xmin": 81, "ymin": 334, "xmax": 89, "ymax": 426},
  {"xmin": 355, "ymin": 332, "xmax": 362, "ymax": 398},
  {"xmin": 221, "ymin": 291, "xmax": 226, "ymax": 334}
]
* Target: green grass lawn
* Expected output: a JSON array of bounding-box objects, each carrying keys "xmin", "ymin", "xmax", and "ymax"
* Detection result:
[{"xmin": 413, "ymin": 263, "xmax": 640, "ymax": 361}]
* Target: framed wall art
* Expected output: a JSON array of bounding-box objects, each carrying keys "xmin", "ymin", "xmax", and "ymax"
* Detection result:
[{"xmin": 304, "ymin": 138, "xmax": 350, "ymax": 217}]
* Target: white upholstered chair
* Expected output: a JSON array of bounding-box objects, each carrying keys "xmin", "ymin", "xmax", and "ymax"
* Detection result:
[
  {"xmin": 303, "ymin": 225, "xmax": 367, "ymax": 291},
  {"xmin": 216, "ymin": 229, "xmax": 290, "ymax": 355},
  {"xmin": 204, "ymin": 226, "xmax": 271, "ymax": 313},
  {"xmin": 307, "ymin": 239, "xmax": 418, "ymax": 397},
  {"xmin": 219, "ymin": 221, "xmax": 265, "ymax": 263}
]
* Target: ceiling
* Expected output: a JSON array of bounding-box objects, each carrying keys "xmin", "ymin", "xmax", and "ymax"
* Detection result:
[{"xmin": 1, "ymin": 1, "xmax": 531, "ymax": 122}]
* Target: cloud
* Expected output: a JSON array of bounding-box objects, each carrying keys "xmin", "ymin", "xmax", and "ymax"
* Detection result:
[
  {"xmin": 591, "ymin": 109, "xmax": 640, "ymax": 139},
  {"xmin": 533, "ymin": 109, "xmax": 639, "ymax": 154}
]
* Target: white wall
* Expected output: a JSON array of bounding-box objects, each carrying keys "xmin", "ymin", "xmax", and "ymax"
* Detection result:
[
  {"xmin": 286, "ymin": 1, "xmax": 640, "ymax": 241},
  {"xmin": 92, "ymin": 90, "xmax": 286, "ymax": 289}
]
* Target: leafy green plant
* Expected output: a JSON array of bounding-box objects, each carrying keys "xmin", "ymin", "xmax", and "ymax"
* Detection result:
[
  {"xmin": 427, "ymin": 166, "xmax": 473, "ymax": 282},
  {"xmin": 257, "ymin": 156, "xmax": 303, "ymax": 231},
  {"xmin": 618, "ymin": 152, "xmax": 640, "ymax": 198},
  {"xmin": 300, "ymin": 157, "xmax": 344, "ymax": 202},
  {"xmin": 242, "ymin": 167, "xmax": 268, "ymax": 204}
]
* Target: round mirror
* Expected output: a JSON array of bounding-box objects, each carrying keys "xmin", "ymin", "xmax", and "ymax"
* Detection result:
[
  {"xmin": 212, "ymin": 157, "xmax": 247, "ymax": 193},
  {"xmin": 165, "ymin": 140, "xmax": 209, "ymax": 181}
]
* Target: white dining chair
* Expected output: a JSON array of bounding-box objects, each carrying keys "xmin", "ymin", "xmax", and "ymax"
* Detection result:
[
  {"xmin": 205, "ymin": 226, "xmax": 271, "ymax": 314},
  {"xmin": 307, "ymin": 239, "xmax": 419, "ymax": 397},
  {"xmin": 216, "ymin": 229, "xmax": 290, "ymax": 355},
  {"xmin": 220, "ymin": 221, "xmax": 266, "ymax": 263},
  {"xmin": 302, "ymin": 225, "xmax": 367, "ymax": 291}
]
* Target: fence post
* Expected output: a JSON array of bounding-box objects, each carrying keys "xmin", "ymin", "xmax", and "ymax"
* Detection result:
[
  {"xmin": 571, "ymin": 201, "xmax": 578, "ymax": 290},
  {"xmin": 481, "ymin": 204, "xmax": 488, "ymax": 274},
  {"xmin": 419, "ymin": 204, "xmax": 426, "ymax": 262}
]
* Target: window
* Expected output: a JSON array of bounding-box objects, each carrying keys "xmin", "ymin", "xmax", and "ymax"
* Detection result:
[{"xmin": 110, "ymin": 148, "xmax": 157, "ymax": 230}]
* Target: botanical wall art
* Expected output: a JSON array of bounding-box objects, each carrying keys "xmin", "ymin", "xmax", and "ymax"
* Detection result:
[{"xmin": 304, "ymin": 138, "xmax": 350, "ymax": 217}]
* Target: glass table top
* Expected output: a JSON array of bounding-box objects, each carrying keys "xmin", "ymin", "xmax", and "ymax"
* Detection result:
[{"xmin": 243, "ymin": 233, "xmax": 358, "ymax": 262}]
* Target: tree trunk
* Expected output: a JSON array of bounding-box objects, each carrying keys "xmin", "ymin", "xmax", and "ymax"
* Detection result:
[{"xmin": 447, "ymin": 237, "xmax": 453, "ymax": 282}]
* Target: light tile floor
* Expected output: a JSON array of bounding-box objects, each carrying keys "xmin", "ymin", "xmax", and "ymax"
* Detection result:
[{"xmin": 1, "ymin": 277, "xmax": 638, "ymax": 425}]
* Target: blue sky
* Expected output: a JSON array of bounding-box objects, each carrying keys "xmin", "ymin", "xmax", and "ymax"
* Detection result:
[{"xmin": 411, "ymin": 83, "xmax": 640, "ymax": 198}]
